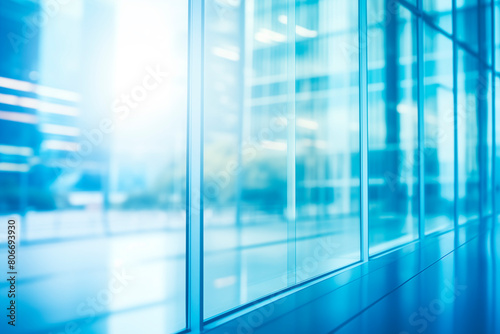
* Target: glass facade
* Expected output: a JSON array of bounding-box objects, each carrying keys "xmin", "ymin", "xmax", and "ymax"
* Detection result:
[
  {"xmin": 367, "ymin": 1, "xmax": 419, "ymax": 254},
  {"xmin": 457, "ymin": 48, "xmax": 480, "ymax": 224},
  {"xmin": 294, "ymin": 0, "xmax": 360, "ymax": 283},
  {"xmin": 423, "ymin": 0, "xmax": 453, "ymax": 33},
  {"xmin": 423, "ymin": 24, "xmax": 455, "ymax": 234},
  {"xmin": 0, "ymin": 0, "xmax": 498, "ymax": 333}
]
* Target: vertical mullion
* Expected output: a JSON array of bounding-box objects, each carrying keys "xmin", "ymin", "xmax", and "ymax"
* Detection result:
[
  {"xmin": 478, "ymin": 0, "xmax": 485, "ymax": 225},
  {"xmin": 452, "ymin": 0, "xmax": 459, "ymax": 233},
  {"xmin": 187, "ymin": 0, "xmax": 204, "ymax": 331},
  {"xmin": 359, "ymin": 0, "xmax": 369, "ymax": 261},
  {"xmin": 493, "ymin": 0, "xmax": 497, "ymax": 224},
  {"xmin": 417, "ymin": 3, "xmax": 426, "ymax": 240},
  {"xmin": 286, "ymin": 0, "xmax": 297, "ymax": 287}
]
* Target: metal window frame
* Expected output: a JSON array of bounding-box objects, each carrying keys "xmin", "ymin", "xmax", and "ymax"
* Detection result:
[
  {"xmin": 359, "ymin": 0, "xmax": 369, "ymax": 262},
  {"xmin": 417, "ymin": 0, "xmax": 427, "ymax": 240},
  {"xmin": 187, "ymin": 0, "xmax": 204, "ymax": 332}
]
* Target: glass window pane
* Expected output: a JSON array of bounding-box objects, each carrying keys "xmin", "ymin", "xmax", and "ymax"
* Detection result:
[
  {"xmin": 0, "ymin": 1, "xmax": 188, "ymax": 333},
  {"xmin": 423, "ymin": 0, "xmax": 453, "ymax": 34},
  {"xmin": 204, "ymin": 0, "xmax": 361, "ymax": 316},
  {"xmin": 204, "ymin": 0, "xmax": 289, "ymax": 318},
  {"xmin": 456, "ymin": 0, "xmax": 479, "ymax": 52},
  {"xmin": 423, "ymin": 25, "xmax": 455, "ymax": 234},
  {"xmin": 367, "ymin": 2, "xmax": 419, "ymax": 254},
  {"xmin": 295, "ymin": 0, "xmax": 360, "ymax": 281},
  {"xmin": 457, "ymin": 49, "xmax": 480, "ymax": 224}
]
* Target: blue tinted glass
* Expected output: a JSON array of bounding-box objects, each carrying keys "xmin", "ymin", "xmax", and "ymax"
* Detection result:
[
  {"xmin": 423, "ymin": 0, "xmax": 453, "ymax": 34},
  {"xmin": 456, "ymin": 0, "xmax": 479, "ymax": 52},
  {"xmin": 0, "ymin": 1, "xmax": 188, "ymax": 333},
  {"xmin": 204, "ymin": 0, "xmax": 361, "ymax": 316},
  {"xmin": 496, "ymin": 76, "xmax": 500, "ymax": 212},
  {"xmin": 295, "ymin": 0, "xmax": 360, "ymax": 281},
  {"xmin": 367, "ymin": 2, "xmax": 419, "ymax": 254},
  {"xmin": 203, "ymin": 0, "xmax": 289, "ymax": 318},
  {"xmin": 423, "ymin": 25, "xmax": 455, "ymax": 234},
  {"xmin": 457, "ymin": 49, "xmax": 480, "ymax": 224}
]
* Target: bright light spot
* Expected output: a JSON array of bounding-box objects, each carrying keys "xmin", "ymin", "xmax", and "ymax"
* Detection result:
[
  {"xmin": 212, "ymin": 47, "xmax": 240, "ymax": 61},
  {"xmin": 36, "ymin": 85, "xmax": 80, "ymax": 102},
  {"xmin": 0, "ymin": 111, "xmax": 37, "ymax": 124},
  {"xmin": 0, "ymin": 93, "xmax": 19, "ymax": 105},
  {"xmin": 0, "ymin": 76, "xmax": 80, "ymax": 102},
  {"xmin": 397, "ymin": 104, "xmax": 416, "ymax": 114},
  {"xmin": 42, "ymin": 140, "xmax": 79, "ymax": 151},
  {"xmin": 255, "ymin": 28, "xmax": 287, "ymax": 44},
  {"xmin": 0, "ymin": 163, "xmax": 29, "ymax": 172},
  {"xmin": 68, "ymin": 192, "xmax": 104, "ymax": 206},
  {"xmin": 295, "ymin": 25, "xmax": 318, "ymax": 38},
  {"xmin": 0, "ymin": 145, "xmax": 33, "ymax": 157},
  {"xmin": 300, "ymin": 139, "xmax": 327, "ymax": 149},
  {"xmin": 297, "ymin": 118, "xmax": 319, "ymax": 130},
  {"xmin": 0, "ymin": 93, "xmax": 79, "ymax": 116},
  {"xmin": 41, "ymin": 124, "xmax": 81, "ymax": 137},
  {"xmin": 277, "ymin": 16, "xmax": 318, "ymax": 38},
  {"xmin": 214, "ymin": 275, "xmax": 236, "ymax": 289},
  {"xmin": 261, "ymin": 140, "xmax": 287, "ymax": 151},
  {"xmin": 0, "ymin": 77, "xmax": 33, "ymax": 92}
]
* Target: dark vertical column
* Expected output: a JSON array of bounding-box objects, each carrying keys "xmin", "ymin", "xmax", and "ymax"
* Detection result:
[
  {"xmin": 478, "ymin": 0, "xmax": 487, "ymax": 225},
  {"xmin": 384, "ymin": 0, "xmax": 401, "ymax": 214},
  {"xmin": 418, "ymin": 0, "xmax": 426, "ymax": 240},
  {"xmin": 360, "ymin": 0, "xmax": 369, "ymax": 261}
]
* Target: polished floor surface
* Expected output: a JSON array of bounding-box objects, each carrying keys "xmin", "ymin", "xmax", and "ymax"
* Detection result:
[{"xmin": 207, "ymin": 220, "xmax": 500, "ymax": 334}]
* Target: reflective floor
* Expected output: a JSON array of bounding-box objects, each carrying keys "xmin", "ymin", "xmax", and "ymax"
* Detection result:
[
  {"xmin": 207, "ymin": 219, "xmax": 500, "ymax": 334},
  {"xmin": 1, "ymin": 214, "xmax": 498, "ymax": 333},
  {"xmin": 0, "ymin": 210, "xmax": 359, "ymax": 333}
]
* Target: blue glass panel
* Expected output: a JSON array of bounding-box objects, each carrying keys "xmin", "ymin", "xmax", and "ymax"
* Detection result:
[
  {"xmin": 423, "ymin": 25, "xmax": 455, "ymax": 234},
  {"xmin": 294, "ymin": 0, "xmax": 360, "ymax": 281},
  {"xmin": 367, "ymin": 1, "xmax": 419, "ymax": 254},
  {"xmin": 423, "ymin": 0, "xmax": 453, "ymax": 34},
  {"xmin": 457, "ymin": 48, "xmax": 480, "ymax": 224},
  {"xmin": 203, "ymin": 0, "xmax": 289, "ymax": 319}
]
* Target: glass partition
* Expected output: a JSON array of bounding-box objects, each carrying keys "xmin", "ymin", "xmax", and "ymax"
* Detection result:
[
  {"xmin": 457, "ymin": 49, "xmax": 480, "ymax": 224},
  {"xmin": 423, "ymin": 24, "xmax": 455, "ymax": 234},
  {"xmin": 367, "ymin": 1, "xmax": 419, "ymax": 254},
  {"xmin": 423, "ymin": 0, "xmax": 453, "ymax": 34},
  {"xmin": 203, "ymin": 0, "xmax": 290, "ymax": 319},
  {"xmin": 295, "ymin": 0, "xmax": 360, "ymax": 281},
  {"xmin": 203, "ymin": 0, "xmax": 362, "ymax": 317}
]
